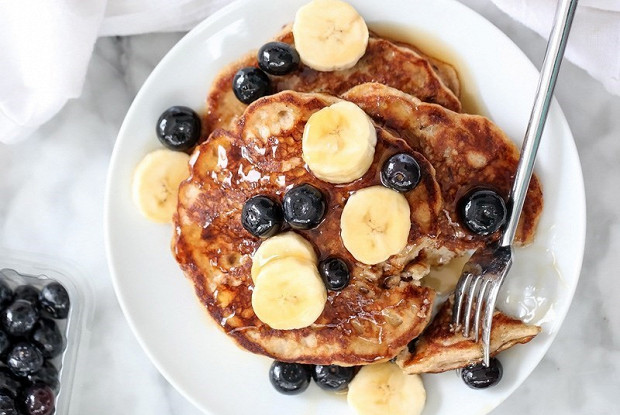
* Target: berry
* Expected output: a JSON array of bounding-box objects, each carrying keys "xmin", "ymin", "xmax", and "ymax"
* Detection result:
[
  {"xmin": 312, "ymin": 365, "xmax": 355, "ymax": 392},
  {"xmin": 380, "ymin": 153, "xmax": 421, "ymax": 193},
  {"xmin": 2, "ymin": 300, "xmax": 39, "ymax": 337},
  {"xmin": 318, "ymin": 258, "xmax": 350, "ymax": 291},
  {"xmin": 0, "ymin": 330, "xmax": 9, "ymax": 356},
  {"xmin": 241, "ymin": 195, "xmax": 283, "ymax": 238},
  {"xmin": 461, "ymin": 358, "xmax": 503, "ymax": 389},
  {"xmin": 13, "ymin": 286, "xmax": 39, "ymax": 307},
  {"xmin": 282, "ymin": 184, "xmax": 326, "ymax": 230},
  {"xmin": 232, "ymin": 67, "xmax": 271, "ymax": 104},
  {"xmin": 39, "ymin": 283, "xmax": 70, "ymax": 319},
  {"xmin": 31, "ymin": 319, "xmax": 64, "ymax": 359},
  {"xmin": 258, "ymin": 42, "xmax": 300, "ymax": 76},
  {"xmin": 0, "ymin": 281, "xmax": 12, "ymax": 309},
  {"xmin": 459, "ymin": 189, "xmax": 507, "ymax": 236},
  {"xmin": 156, "ymin": 106, "xmax": 202, "ymax": 151},
  {"xmin": 6, "ymin": 342, "xmax": 44, "ymax": 378},
  {"xmin": 0, "ymin": 393, "xmax": 18, "ymax": 415},
  {"xmin": 0, "ymin": 368, "xmax": 21, "ymax": 398},
  {"xmin": 22, "ymin": 384, "xmax": 55, "ymax": 415},
  {"xmin": 27, "ymin": 361, "xmax": 59, "ymax": 394},
  {"xmin": 269, "ymin": 361, "xmax": 311, "ymax": 395}
]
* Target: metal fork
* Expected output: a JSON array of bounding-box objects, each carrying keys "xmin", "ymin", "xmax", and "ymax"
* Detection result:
[{"xmin": 452, "ymin": 0, "xmax": 578, "ymax": 366}]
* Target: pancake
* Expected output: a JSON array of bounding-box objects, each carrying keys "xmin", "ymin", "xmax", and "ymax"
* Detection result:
[
  {"xmin": 395, "ymin": 298, "xmax": 541, "ymax": 374},
  {"xmin": 388, "ymin": 38, "xmax": 460, "ymax": 98},
  {"xmin": 204, "ymin": 27, "xmax": 461, "ymax": 137},
  {"xmin": 342, "ymin": 83, "xmax": 543, "ymax": 254},
  {"xmin": 173, "ymin": 90, "xmax": 443, "ymax": 365}
]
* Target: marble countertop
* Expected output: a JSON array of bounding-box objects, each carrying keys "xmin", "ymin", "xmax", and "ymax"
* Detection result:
[{"xmin": 1, "ymin": 0, "xmax": 619, "ymax": 413}]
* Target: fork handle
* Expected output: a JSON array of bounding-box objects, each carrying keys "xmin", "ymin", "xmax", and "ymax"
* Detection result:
[{"xmin": 500, "ymin": 0, "xmax": 578, "ymax": 247}]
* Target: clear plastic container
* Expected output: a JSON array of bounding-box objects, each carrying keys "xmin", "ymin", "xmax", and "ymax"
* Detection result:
[{"xmin": 0, "ymin": 249, "xmax": 93, "ymax": 414}]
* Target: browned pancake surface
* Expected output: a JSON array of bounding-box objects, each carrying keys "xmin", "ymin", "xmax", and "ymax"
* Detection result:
[
  {"xmin": 386, "ymin": 37, "xmax": 460, "ymax": 98},
  {"xmin": 342, "ymin": 83, "xmax": 543, "ymax": 252},
  {"xmin": 396, "ymin": 298, "xmax": 541, "ymax": 374},
  {"xmin": 205, "ymin": 28, "xmax": 461, "ymax": 136},
  {"xmin": 174, "ymin": 91, "xmax": 442, "ymax": 365}
]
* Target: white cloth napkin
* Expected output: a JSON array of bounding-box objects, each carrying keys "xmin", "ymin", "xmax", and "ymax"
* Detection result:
[
  {"xmin": 1, "ymin": 0, "xmax": 619, "ymax": 145},
  {"xmin": 491, "ymin": 0, "xmax": 620, "ymax": 98},
  {"xmin": 100, "ymin": 0, "xmax": 231, "ymax": 36},
  {"xmin": 0, "ymin": 0, "xmax": 231, "ymax": 145}
]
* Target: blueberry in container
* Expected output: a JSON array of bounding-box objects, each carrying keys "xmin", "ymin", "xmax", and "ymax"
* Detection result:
[{"xmin": 0, "ymin": 250, "xmax": 93, "ymax": 414}]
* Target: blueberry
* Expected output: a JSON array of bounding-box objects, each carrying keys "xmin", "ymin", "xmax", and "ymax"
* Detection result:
[
  {"xmin": 319, "ymin": 258, "xmax": 350, "ymax": 291},
  {"xmin": 27, "ymin": 362, "xmax": 59, "ymax": 394},
  {"xmin": 232, "ymin": 67, "xmax": 271, "ymax": 105},
  {"xmin": 6, "ymin": 343, "xmax": 44, "ymax": 378},
  {"xmin": 39, "ymin": 283, "xmax": 70, "ymax": 320},
  {"xmin": 2, "ymin": 300, "xmax": 39, "ymax": 337},
  {"xmin": 31, "ymin": 319, "xmax": 64, "ymax": 359},
  {"xmin": 458, "ymin": 189, "xmax": 507, "ymax": 236},
  {"xmin": 461, "ymin": 358, "xmax": 503, "ymax": 389},
  {"xmin": 22, "ymin": 384, "xmax": 55, "ymax": 415},
  {"xmin": 312, "ymin": 365, "xmax": 355, "ymax": 392},
  {"xmin": 258, "ymin": 42, "xmax": 300, "ymax": 76},
  {"xmin": 156, "ymin": 106, "xmax": 201, "ymax": 151},
  {"xmin": 282, "ymin": 184, "xmax": 326, "ymax": 230},
  {"xmin": 381, "ymin": 153, "xmax": 422, "ymax": 193},
  {"xmin": 0, "ymin": 330, "xmax": 9, "ymax": 357},
  {"xmin": 13, "ymin": 286, "xmax": 39, "ymax": 307},
  {"xmin": 0, "ymin": 281, "xmax": 12, "ymax": 309},
  {"xmin": 241, "ymin": 195, "xmax": 283, "ymax": 238},
  {"xmin": 0, "ymin": 368, "xmax": 21, "ymax": 398},
  {"xmin": 0, "ymin": 393, "xmax": 18, "ymax": 415},
  {"xmin": 269, "ymin": 361, "xmax": 312, "ymax": 395}
]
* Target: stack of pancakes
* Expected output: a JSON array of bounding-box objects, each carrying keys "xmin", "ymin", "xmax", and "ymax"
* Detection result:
[{"xmin": 172, "ymin": 27, "xmax": 543, "ymax": 372}]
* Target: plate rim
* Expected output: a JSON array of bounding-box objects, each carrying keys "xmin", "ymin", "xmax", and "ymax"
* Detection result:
[{"xmin": 104, "ymin": 0, "xmax": 587, "ymax": 413}]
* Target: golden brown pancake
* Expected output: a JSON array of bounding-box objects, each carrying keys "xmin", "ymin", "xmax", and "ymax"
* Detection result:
[
  {"xmin": 204, "ymin": 27, "xmax": 461, "ymax": 137},
  {"xmin": 342, "ymin": 83, "xmax": 543, "ymax": 253},
  {"xmin": 388, "ymin": 38, "xmax": 461, "ymax": 98},
  {"xmin": 396, "ymin": 298, "xmax": 541, "ymax": 374},
  {"xmin": 173, "ymin": 91, "xmax": 443, "ymax": 365}
]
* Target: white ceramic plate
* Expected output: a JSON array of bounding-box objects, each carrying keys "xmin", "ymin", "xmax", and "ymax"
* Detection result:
[{"xmin": 104, "ymin": 0, "xmax": 586, "ymax": 413}]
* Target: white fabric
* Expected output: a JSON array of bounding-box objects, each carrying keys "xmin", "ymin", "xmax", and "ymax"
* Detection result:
[
  {"xmin": 0, "ymin": 0, "xmax": 231, "ymax": 145},
  {"xmin": 0, "ymin": 0, "xmax": 618, "ymax": 144},
  {"xmin": 0, "ymin": 1, "xmax": 107, "ymax": 145},
  {"xmin": 491, "ymin": 0, "xmax": 620, "ymax": 97},
  {"xmin": 100, "ymin": 0, "xmax": 231, "ymax": 36}
]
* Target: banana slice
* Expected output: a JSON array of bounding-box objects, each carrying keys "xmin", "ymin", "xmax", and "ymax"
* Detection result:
[
  {"xmin": 302, "ymin": 101, "xmax": 377, "ymax": 184},
  {"xmin": 252, "ymin": 257, "xmax": 327, "ymax": 330},
  {"xmin": 293, "ymin": 0, "xmax": 369, "ymax": 71},
  {"xmin": 347, "ymin": 362, "xmax": 426, "ymax": 415},
  {"xmin": 251, "ymin": 232, "xmax": 317, "ymax": 282},
  {"xmin": 341, "ymin": 186, "xmax": 411, "ymax": 265},
  {"xmin": 132, "ymin": 149, "xmax": 190, "ymax": 223}
]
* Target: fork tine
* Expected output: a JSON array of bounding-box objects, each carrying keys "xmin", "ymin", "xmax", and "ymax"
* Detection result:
[
  {"xmin": 463, "ymin": 277, "xmax": 482, "ymax": 338},
  {"xmin": 452, "ymin": 272, "xmax": 472, "ymax": 328},
  {"xmin": 474, "ymin": 279, "xmax": 491, "ymax": 343},
  {"xmin": 482, "ymin": 282, "xmax": 502, "ymax": 366}
]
